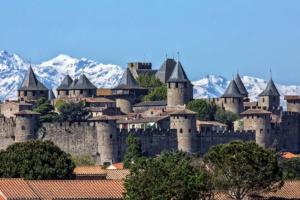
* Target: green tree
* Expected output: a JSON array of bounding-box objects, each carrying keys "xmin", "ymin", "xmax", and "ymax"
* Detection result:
[
  {"xmin": 137, "ymin": 74, "xmax": 163, "ymax": 89},
  {"xmin": 279, "ymin": 157, "xmax": 300, "ymax": 180},
  {"xmin": 57, "ymin": 101, "xmax": 89, "ymax": 122},
  {"xmin": 33, "ymin": 97, "xmax": 59, "ymax": 123},
  {"xmin": 143, "ymin": 85, "xmax": 167, "ymax": 101},
  {"xmin": 0, "ymin": 140, "xmax": 75, "ymax": 180},
  {"xmin": 123, "ymin": 134, "xmax": 142, "ymax": 168},
  {"xmin": 187, "ymin": 99, "xmax": 217, "ymax": 121},
  {"xmin": 214, "ymin": 107, "xmax": 239, "ymax": 130},
  {"xmin": 124, "ymin": 152, "xmax": 214, "ymax": 200},
  {"xmin": 204, "ymin": 141, "xmax": 283, "ymax": 200}
]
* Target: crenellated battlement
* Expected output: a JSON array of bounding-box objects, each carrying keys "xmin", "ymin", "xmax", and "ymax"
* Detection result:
[
  {"xmin": 198, "ymin": 130, "xmax": 255, "ymax": 138},
  {"xmin": 119, "ymin": 128, "xmax": 177, "ymax": 137}
]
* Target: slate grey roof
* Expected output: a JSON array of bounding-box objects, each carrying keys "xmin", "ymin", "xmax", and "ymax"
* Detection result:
[
  {"xmin": 18, "ymin": 66, "xmax": 48, "ymax": 91},
  {"xmin": 49, "ymin": 89, "xmax": 55, "ymax": 100},
  {"xmin": 167, "ymin": 61, "xmax": 189, "ymax": 83},
  {"xmin": 114, "ymin": 68, "xmax": 143, "ymax": 89},
  {"xmin": 155, "ymin": 58, "xmax": 176, "ymax": 83},
  {"xmin": 57, "ymin": 75, "xmax": 73, "ymax": 90},
  {"xmin": 259, "ymin": 79, "xmax": 280, "ymax": 96},
  {"xmin": 234, "ymin": 74, "xmax": 248, "ymax": 97},
  {"xmin": 69, "ymin": 74, "xmax": 97, "ymax": 90},
  {"xmin": 133, "ymin": 100, "xmax": 167, "ymax": 107},
  {"xmin": 221, "ymin": 80, "xmax": 244, "ymax": 98}
]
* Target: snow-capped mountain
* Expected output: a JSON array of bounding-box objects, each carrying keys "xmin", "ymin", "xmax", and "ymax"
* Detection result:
[
  {"xmin": 0, "ymin": 50, "xmax": 300, "ymax": 104},
  {"xmin": 192, "ymin": 75, "xmax": 300, "ymax": 104},
  {"xmin": 0, "ymin": 50, "xmax": 124, "ymax": 100}
]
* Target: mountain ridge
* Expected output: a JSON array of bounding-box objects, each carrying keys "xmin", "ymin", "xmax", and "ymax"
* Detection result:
[{"xmin": 1, "ymin": 50, "xmax": 300, "ymax": 103}]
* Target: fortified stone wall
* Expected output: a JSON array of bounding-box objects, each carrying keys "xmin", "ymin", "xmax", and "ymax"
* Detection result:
[{"xmin": 281, "ymin": 111, "xmax": 300, "ymax": 153}]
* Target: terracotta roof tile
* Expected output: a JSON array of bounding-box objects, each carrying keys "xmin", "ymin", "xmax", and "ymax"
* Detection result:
[
  {"xmin": 73, "ymin": 166, "xmax": 107, "ymax": 175},
  {"xmin": 107, "ymin": 163, "xmax": 124, "ymax": 170},
  {"xmin": 105, "ymin": 169, "xmax": 130, "ymax": 180},
  {"xmin": 27, "ymin": 180, "xmax": 124, "ymax": 199},
  {"xmin": 241, "ymin": 109, "xmax": 272, "ymax": 115},
  {"xmin": 0, "ymin": 179, "xmax": 39, "ymax": 200}
]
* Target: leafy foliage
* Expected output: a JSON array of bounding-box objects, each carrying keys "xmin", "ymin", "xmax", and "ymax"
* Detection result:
[
  {"xmin": 204, "ymin": 141, "xmax": 283, "ymax": 200},
  {"xmin": 124, "ymin": 151, "xmax": 214, "ymax": 200},
  {"xmin": 33, "ymin": 97, "xmax": 59, "ymax": 123},
  {"xmin": 137, "ymin": 74, "xmax": 163, "ymax": 89},
  {"xmin": 56, "ymin": 101, "xmax": 89, "ymax": 122},
  {"xmin": 0, "ymin": 140, "xmax": 75, "ymax": 180},
  {"xmin": 143, "ymin": 85, "xmax": 167, "ymax": 101},
  {"xmin": 214, "ymin": 107, "xmax": 239, "ymax": 130},
  {"xmin": 279, "ymin": 157, "xmax": 300, "ymax": 180},
  {"xmin": 187, "ymin": 99, "xmax": 217, "ymax": 121},
  {"xmin": 123, "ymin": 134, "xmax": 142, "ymax": 168},
  {"xmin": 72, "ymin": 155, "xmax": 96, "ymax": 166}
]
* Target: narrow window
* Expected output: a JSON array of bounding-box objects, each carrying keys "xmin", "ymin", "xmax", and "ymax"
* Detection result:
[
  {"xmin": 175, "ymin": 83, "xmax": 178, "ymax": 88},
  {"xmin": 180, "ymin": 129, "xmax": 183, "ymax": 133}
]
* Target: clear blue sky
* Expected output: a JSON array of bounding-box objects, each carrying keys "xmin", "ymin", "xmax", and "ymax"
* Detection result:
[{"xmin": 1, "ymin": 0, "xmax": 300, "ymax": 84}]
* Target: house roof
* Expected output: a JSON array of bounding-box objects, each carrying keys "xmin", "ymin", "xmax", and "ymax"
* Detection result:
[
  {"xmin": 221, "ymin": 80, "xmax": 244, "ymax": 98},
  {"xmin": 133, "ymin": 100, "xmax": 167, "ymax": 107},
  {"xmin": 167, "ymin": 61, "xmax": 189, "ymax": 83},
  {"xmin": 114, "ymin": 68, "xmax": 143, "ymax": 90},
  {"xmin": 107, "ymin": 163, "xmax": 124, "ymax": 170},
  {"xmin": 234, "ymin": 74, "xmax": 248, "ymax": 97},
  {"xmin": 69, "ymin": 74, "xmax": 97, "ymax": 90},
  {"xmin": 0, "ymin": 179, "xmax": 39, "ymax": 200},
  {"xmin": 105, "ymin": 169, "xmax": 130, "ymax": 180},
  {"xmin": 170, "ymin": 109, "xmax": 196, "ymax": 115},
  {"xmin": 18, "ymin": 66, "xmax": 48, "ymax": 91},
  {"xmin": 57, "ymin": 75, "xmax": 73, "ymax": 90},
  {"xmin": 15, "ymin": 110, "xmax": 41, "ymax": 115},
  {"xmin": 241, "ymin": 109, "xmax": 272, "ymax": 115},
  {"xmin": 155, "ymin": 58, "xmax": 177, "ymax": 83},
  {"xmin": 259, "ymin": 79, "xmax": 280, "ymax": 96},
  {"xmin": 73, "ymin": 166, "xmax": 107, "ymax": 176},
  {"xmin": 285, "ymin": 95, "xmax": 300, "ymax": 100},
  {"xmin": 280, "ymin": 152, "xmax": 299, "ymax": 159},
  {"xmin": 27, "ymin": 180, "xmax": 124, "ymax": 200}
]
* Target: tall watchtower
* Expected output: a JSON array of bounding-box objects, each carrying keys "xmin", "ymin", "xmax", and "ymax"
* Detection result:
[
  {"xmin": 57, "ymin": 75, "xmax": 73, "ymax": 98},
  {"xmin": 170, "ymin": 109, "xmax": 197, "ymax": 153},
  {"xmin": 14, "ymin": 110, "xmax": 40, "ymax": 142},
  {"xmin": 285, "ymin": 96, "xmax": 300, "ymax": 113},
  {"xmin": 220, "ymin": 80, "xmax": 244, "ymax": 115},
  {"xmin": 258, "ymin": 78, "xmax": 280, "ymax": 112},
  {"xmin": 167, "ymin": 60, "xmax": 193, "ymax": 107},
  {"xmin": 241, "ymin": 109, "xmax": 272, "ymax": 148}
]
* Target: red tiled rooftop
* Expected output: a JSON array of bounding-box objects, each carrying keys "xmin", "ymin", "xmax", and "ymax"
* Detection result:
[
  {"xmin": 0, "ymin": 179, "xmax": 39, "ymax": 200},
  {"xmin": 73, "ymin": 166, "xmax": 107, "ymax": 175}
]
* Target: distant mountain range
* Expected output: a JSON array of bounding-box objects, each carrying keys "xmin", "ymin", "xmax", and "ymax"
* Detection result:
[{"xmin": 1, "ymin": 50, "xmax": 300, "ymax": 104}]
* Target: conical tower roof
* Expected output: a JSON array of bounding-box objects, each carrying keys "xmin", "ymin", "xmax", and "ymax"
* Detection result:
[
  {"xmin": 114, "ymin": 68, "xmax": 142, "ymax": 89},
  {"xmin": 69, "ymin": 74, "xmax": 97, "ymax": 90},
  {"xmin": 234, "ymin": 74, "xmax": 248, "ymax": 97},
  {"xmin": 259, "ymin": 79, "xmax": 280, "ymax": 96},
  {"xmin": 18, "ymin": 66, "xmax": 48, "ymax": 91},
  {"xmin": 221, "ymin": 80, "xmax": 244, "ymax": 98},
  {"xmin": 155, "ymin": 58, "xmax": 176, "ymax": 83},
  {"xmin": 167, "ymin": 61, "xmax": 189, "ymax": 83},
  {"xmin": 49, "ymin": 89, "xmax": 56, "ymax": 100},
  {"xmin": 57, "ymin": 75, "xmax": 73, "ymax": 90}
]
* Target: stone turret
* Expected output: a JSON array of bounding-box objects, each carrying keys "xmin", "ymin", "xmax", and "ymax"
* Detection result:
[
  {"xmin": 57, "ymin": 75, "xmax": 73, "ymax": 98},
  {"xmin": 285, "ymin": 96, "xmax": 300, "ymax": 113},
  {"xmin": 68, "ymin": 74, "xmax": 97, "ymax": 98},
  {"xmin": 14, "ymin": 110, "xmax": 40, "ymax": 142},
  {"xmin": 258, "ymin": 78, "xmax": 280, "ymax": 112},
  {"xmin": 167, "ymin": 60, "xmax": 193, "ymax": 107},
  {"xmin": 170, "ymin": 109, "xmax": 197, "ymax": 153},
  {"xmin": 220, "ymin": 80, "xmax": 244, "ymax": 115},
  {"xmin": 234, "ymin": 74, "xmax": 248, "ymax": 98},
  {"xmin": 112, "ymin": 68, "xmax": 148, "ymax": 114},
  {"xmin": 95, "ymin": 117, "xmax": 118, "ymax": 165},
  {"xmin": 241, "ymin": 109, "xmax": 272, "ymax": 148},
  {"xmin": 18, "ymin": 66, "xmax": 49, "ymax": 101}
]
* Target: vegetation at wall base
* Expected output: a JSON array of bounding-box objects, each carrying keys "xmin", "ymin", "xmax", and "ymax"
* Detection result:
[
  {"xmin": 0, "ymin": 140, "xmax": 75, "ymax": 180},
  {"xmin": 279, "ymin": 157, "xmax": 300, "ymax": 180},
  {"xmin": 123, "ymin": 134, "xmax": 142, "ymax": 169}
]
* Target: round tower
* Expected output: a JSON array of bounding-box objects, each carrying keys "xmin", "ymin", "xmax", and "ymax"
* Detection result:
[
  {"xmin": 116, "ymin": 98, "xmax": 132, "ymax": 114},
  {"xmin": 241, "ymin": 109, "xmax": 272, "ymax": 148},
  {"xmin": 15, "ymin": 110, "xmax": 40, "ymax": 142},
  {"xmin": 167, "ymin": 60, "xmax": 192, "ymax": 107},
  {"xmin": 221, "ymin": 80, "xmax": 244, "ymax": 115},
  {"xmin": 95, "ymin": 118, "xmax": 118, "ymax": 165},
  {"xmin": 258, "ymin": 79, "xmax": 280, "ymax": 112},
  {"xmin": 170, "ymin": 109, "xmax": 197, "ymax": 153}
]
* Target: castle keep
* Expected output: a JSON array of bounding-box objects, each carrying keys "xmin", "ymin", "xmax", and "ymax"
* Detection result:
[{"xmin": 0, "ymin": 57, "xmax": 299, "ymax": 165}]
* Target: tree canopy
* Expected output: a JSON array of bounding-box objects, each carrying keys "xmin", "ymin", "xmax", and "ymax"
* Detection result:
[
  {"xmin": 33, "ymin": 97, "xmax": 59, "ymax": 123},
  {"xmin": 143, "ymin": 85, "xmax": 167, "ymax": 101},
  {"xmin": 124, "ymin": 151, "xmax": 213, "ymax": 200},
  {"xmin": 55, "ymin": 101, "xmax": 89, "ymax": 122},
  {"xmin": 0, "ymin": 140, "xmax": 75, "ymax": 180},
  {"xmin": 204, "ymin": 141, "xmax": 283, "ymax": 200},
  {"xmin": 137, "ymin": 74, "xmax": 163, "ymax": 89},
  {"xmin": 279, "ymin": 157, "xmax": 300, "ymax": 180},
  {"xmin": 123, "ymin": 134, "xmax": 142, "ymax": 168}
]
